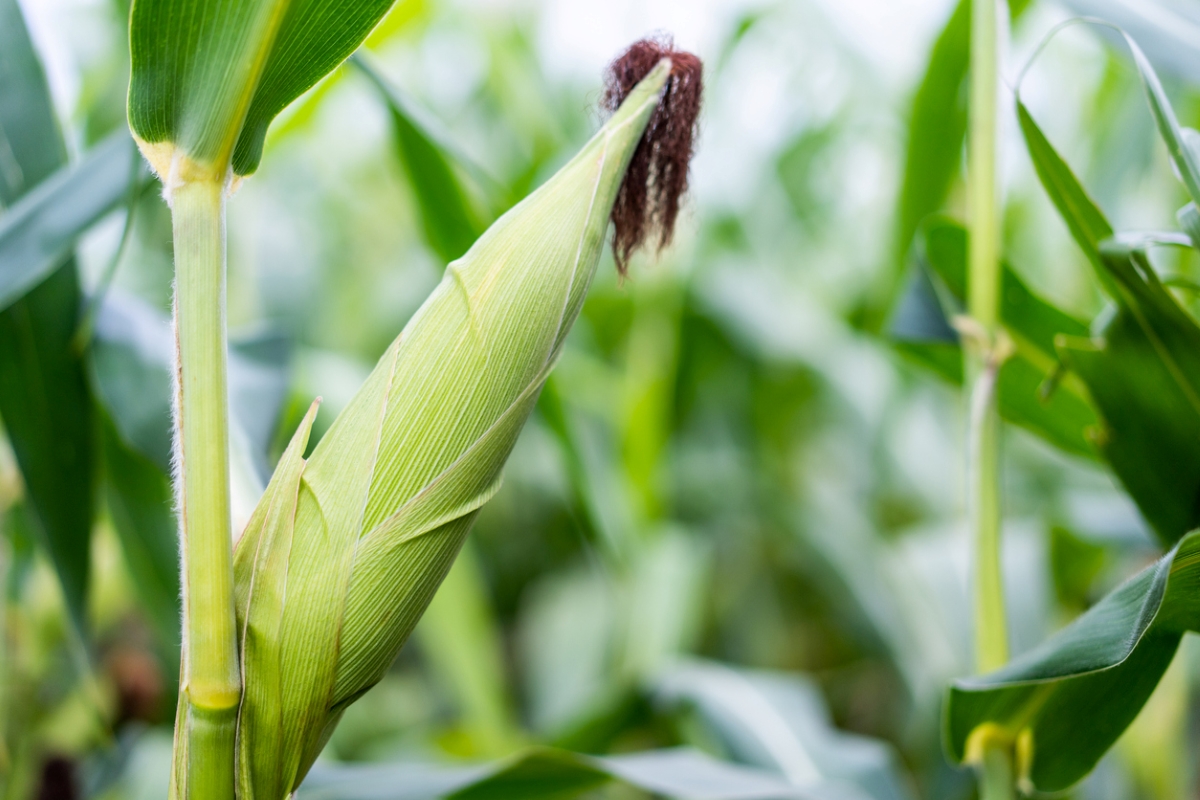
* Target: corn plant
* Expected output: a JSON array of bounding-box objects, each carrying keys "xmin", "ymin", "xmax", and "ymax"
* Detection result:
[
  {"xmin": 891, "ymin": 8, "xmax": 1200, "ymax": 797},
  {"xmin": 118, "ymin": 1, "xmax": 706, "ymax": 795}
]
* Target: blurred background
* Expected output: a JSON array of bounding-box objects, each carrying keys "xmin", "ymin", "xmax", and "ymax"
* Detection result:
[{"xmin": 4, "ymin": 0, "xmax": 1200, "ymax": 797}]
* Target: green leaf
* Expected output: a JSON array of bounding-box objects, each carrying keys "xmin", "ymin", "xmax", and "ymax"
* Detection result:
[
  {"xmin": 1017, "ymin": 98, "xmax": 1200, "ymax": 544},
  {"xmin": 0, "ymin": 0, "xmax": 96, "ymax": 635},
  {"xmin": 298, "ymin": 747, "xmax": 821, "ymax": 800},
  {"xmin": 945, "ymin": 528, "xmax": 1200, "ymax": 792},
  {"xmin": 1057, "ymin": 241, "xmax": 1200, "ymax": 546},
  {"xmin": 354, "ymin": 55, "xmax": 495, "ymax": 264},
  {"xmin": 1059, "ymin": 0, "xmax": 1200, "ymax": 84},
  {"xmin": 128, "ymin": 0, "xmax": 398, "ymax": 179},
  {"xmin": 1015, "ymin": 101, "xmax": 1116, "ymax": 295},
  {"xmin": 889, "ymin": 218, "xmax": 1099, "ymax": 458},
  {"xmin": 655, "ymin": 661, "xmax": 913, "ymax": 800},
  {"xmin": 1115, "ymin": 30, "xmax": 1200, "ymax": 207},
  {"xmin": 0, "ymin": 131, "xmax": 142, "ymax": 313},
  {"xmin": 892, "ymin": 0, "xmax": 969, "ymax": 270}
]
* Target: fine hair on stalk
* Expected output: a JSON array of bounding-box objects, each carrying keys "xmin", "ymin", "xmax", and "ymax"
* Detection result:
[{"xmin": 603, "ymin": 36, "xmax": 703, "ymax": 272}]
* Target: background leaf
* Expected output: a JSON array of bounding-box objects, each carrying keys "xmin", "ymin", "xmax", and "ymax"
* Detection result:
[
  {"xmin": 299, "ymin": 746, "xmax": 826, "ymax": 800},
  {"xmin": 0, "ymin": 0, "xmax": 96, "ymax": 635},
  {"xmin": 654, "ymin": 661, "xmax": 913, "ymax": 800},
  {"xmin": 0, "ymin": 131, "xmax": 141, "ymax": 312}
]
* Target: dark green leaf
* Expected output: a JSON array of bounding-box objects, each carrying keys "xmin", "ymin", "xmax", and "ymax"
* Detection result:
[
  {"xmin": 1057, "ymin": 242, "xmax": 1200, "ymax": 545},
  {"xmin": 945, "ymin": 529, "xmax": 1200, "ymax": 792},
  {"xmin": 892, "ymin": 0, "xmax": 969, "ymax": 270},
  {"xmin": 1018, "ymin": 99, "xmax": 1200, "ymax": 543},
  {"xmin": 299, "ymin": 747, "xmax": 826, "ymax": 800},
  {"xmin": 0, "ymin": 0, "xmax": 96, "ymax": 634}
]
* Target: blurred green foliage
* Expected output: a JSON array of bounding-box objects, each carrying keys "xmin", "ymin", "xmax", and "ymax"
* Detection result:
[{"xmin": 6, "ymin": 0, "xmax": 1200, "ymax": 798}]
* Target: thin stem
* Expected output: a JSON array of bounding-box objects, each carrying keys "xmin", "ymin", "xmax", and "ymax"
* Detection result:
[
  {"xmin": 980, "ymin": 745, "xmax": 1016, "ymax": 800},
  {"xmin": 170, "ymin": 178, "xmax": 238, "ymax": 800},
  {"xmin": 967, "ymin": 0, "xmax": 1008, "ymax": 675},
  {"xmin": 968, "ymin": 0, "xmax": 1013, "ymax": 795}
]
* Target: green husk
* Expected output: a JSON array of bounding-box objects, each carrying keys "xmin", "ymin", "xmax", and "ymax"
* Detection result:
[{"xmin": 232, "ymin": 60, "xmax": 673, "ymax": 797}]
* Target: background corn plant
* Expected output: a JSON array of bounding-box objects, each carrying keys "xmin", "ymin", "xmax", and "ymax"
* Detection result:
[{"xmin": 6, "ymin": 0, "xmax": 1200, "ymax": 799}]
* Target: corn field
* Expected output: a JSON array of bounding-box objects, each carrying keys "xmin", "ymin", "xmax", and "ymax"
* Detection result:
[{"xmin": 3, "ymin": 0, "xmax": 1200, "ymax": 798}]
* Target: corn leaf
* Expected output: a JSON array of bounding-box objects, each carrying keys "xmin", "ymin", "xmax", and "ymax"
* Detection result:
[
  {"xmin": 1114, "ymin": 30, "xmax": 1200, "ymax": 209},
  {"xmin": 298, "ymin": 747, "xmax": 827, "ymax": 800},
  {"xmin": 1059, "ymin": 0, "xmax": 1200, "ymax": 86},
  {"xmin": 889, "ymin": 218, "xmax": 1098, "ymax": 459},
  {"xmin": 1018, "ymin": 101, "xmax": 1200, "ymax": 545},
  {"xmin": 892, "ymin": 0, "xmax": 969, "ymax": 273},
  {"xmin": 1057, "ymin": 241, "xmax": 1200, "ymax": 546},
  {"xmin": 0, "ymin": 131, "xmax": 141, "ymax": 312},
  {"xmin": 128, "ymin": 0, "xmax": 398, "ymax": 178},
  {"xmin": 234, "ymin": 63, "xmax": 674, "ymax": 795},
  {"xmin": 0, "ymin": 0, "xmax": 96, "ymax": 636},
  {"xmin": 945, "ymin": 528, "xmax": 1200, "ymax": 792},
  {"xmin": 1015, "ymin": 101, "xmax": 1117, "ymax": 296}
]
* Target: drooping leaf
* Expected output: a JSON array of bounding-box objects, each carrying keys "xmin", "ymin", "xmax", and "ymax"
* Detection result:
[
  {"xmin": 1112, "ymin": 30, "xmax": 1200, "ymax": 208},
  {"xmin": 0, "ymin": 0, "xmax": 96, "ymax": 635},
  {"xmin": 889, "ymin": 218, "xmax": 1099, "ymax": 459},
  {"xmin": 1056, "ymin": 241, "xmax": 1200, "ymax": 546},
  {"xmin": 655, "ymin": 661, "xmax": 913, "ymax": 800},
  {"xmin": 128, "ymin": 0, "xmax": 399, "ymax": 179},
  {"xmin": 1058, "ymin": 0, "xmax": 1200, "ymax": 84},
  {"xmin": 298, "ymin": 747, "xmax": 821, "ymax": 800},
  {"xmin": 1018, "ymin": 100, "xmax": 1200, "ymax": 545},
  {"xmin": 945, "ymin": 529, "xmax": 1200, "ymax": 793},
  {"xmin": 0, "ymin": 131, "xmax": 142, "ymax": 313}
]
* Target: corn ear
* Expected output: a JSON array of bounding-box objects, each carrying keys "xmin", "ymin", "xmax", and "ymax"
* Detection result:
[{"xmin": 233, "ymin": 60, "xmax": 674, "ymax": 797}]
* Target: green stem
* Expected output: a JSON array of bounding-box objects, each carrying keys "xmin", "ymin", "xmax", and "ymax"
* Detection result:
[
  {"xmin": 968, "ymin": 0, "xmax": 1012, "ymax": 794},
  {"xmin": 170, "ymin": 178, "xmax": 239, "ymax": 800},
  {"xmin": 967, "ymin": 0, "xmax": 1008, "ymax": 675},
  {"xmin": 981, "ymin": 744, "xmax": 1016, "ymax": 800}
]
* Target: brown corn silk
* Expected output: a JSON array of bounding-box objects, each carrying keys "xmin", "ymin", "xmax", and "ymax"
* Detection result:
[{"xmin": 603, "ymin": 37, "xmax": 703, "ymax": 272}]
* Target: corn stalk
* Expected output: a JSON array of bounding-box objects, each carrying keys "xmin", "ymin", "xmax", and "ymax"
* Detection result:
[{"xmin": 966, "ymin": 0, "xmax": 1012, "ymax": 796}]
